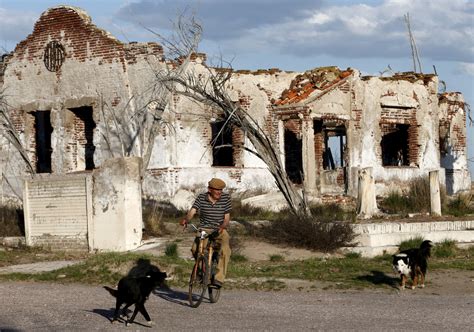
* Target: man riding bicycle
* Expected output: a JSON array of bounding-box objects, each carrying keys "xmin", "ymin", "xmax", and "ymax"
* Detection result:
[{"xmin": 180, "ymin": 178, "xmax": 231, "ymax": 289}]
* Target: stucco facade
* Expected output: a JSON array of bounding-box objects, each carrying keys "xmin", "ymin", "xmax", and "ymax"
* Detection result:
[{"xmin": 0, "ymin": 6, "xmax": 470, "ymax": 205}]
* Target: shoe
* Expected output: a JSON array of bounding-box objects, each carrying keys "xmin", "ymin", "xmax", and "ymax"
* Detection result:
[{"xmin": 212, "ymin": 280, "xmax": 223, "ymax": 289}]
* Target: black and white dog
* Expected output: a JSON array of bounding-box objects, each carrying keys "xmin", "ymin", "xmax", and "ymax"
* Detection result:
[
  {"xmin": 392, "ymin": 240, "xmax": 433, "ymax": 289},
  {"xmin": 104, "ymin": 264, "xmax": 167, "ymax": 326}
]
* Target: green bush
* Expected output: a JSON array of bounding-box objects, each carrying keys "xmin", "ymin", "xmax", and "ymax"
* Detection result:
[
  {"xmin": 443, "ymin": 193, "xmax": 473, "ymax": 217},
  {"xmin": 398, "ymin": 236, "xmax": 425, "ymax": 252},
  {"xmin": 379, "ymin": 191, "xmax": 410, "ymax": 215},
  {"xmin": 433, "ymin": 239, "xmax": 457, "ymax": 258},
  {"xmin": 269, "ymin": 254, "xmax": 285, "ymax": 262},
  {"xmin": 309, "ymin": 203, "xmax": 355, "ymax": 222},
  {"xmin": 231, "ymin": 199, "xmax": 278, "ymax": 222},
  {"xmin": 231, "ymin": 253, "xmax": 248, "ymax": 262},
  {"xmin": 164, "ymin": 242, "xmax": 179, "ymax": 258}
]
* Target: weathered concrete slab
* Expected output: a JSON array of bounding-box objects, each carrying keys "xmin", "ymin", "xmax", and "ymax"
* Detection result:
[{"xmin": 349, "ymin": 219, "xmax": 474, "ymax": 257}]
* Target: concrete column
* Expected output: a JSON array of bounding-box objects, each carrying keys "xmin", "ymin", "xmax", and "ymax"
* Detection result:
[
  {"xmin": 430, "ymin": 170, "xmax": 442, "ymax": 216},
  {"xmin": 91, "ymin": 156, "xmax": 143, "ymax": 251},
  {"xmin": 302, "ymin": 118, "xmax": 316, "ymax": 192},
  {"xmin": 357, "ymin": 167, "xmax": 379, "ymax": 219}
]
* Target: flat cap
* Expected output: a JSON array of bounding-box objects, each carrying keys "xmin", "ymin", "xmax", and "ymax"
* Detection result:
[{"xmin": 208, "ymin": 178, "xmax": 226, "ymax": 190}]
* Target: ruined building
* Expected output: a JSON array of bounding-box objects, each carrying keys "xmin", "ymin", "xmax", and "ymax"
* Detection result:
[{"xmin": 0, "ymin": 6, "xmax": 471, "ymax": 206}]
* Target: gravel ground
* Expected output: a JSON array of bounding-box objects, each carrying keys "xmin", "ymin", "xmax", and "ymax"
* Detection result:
[{"xmin": 0, "ymin": 281, "xmax": 472, "ymax": 331}]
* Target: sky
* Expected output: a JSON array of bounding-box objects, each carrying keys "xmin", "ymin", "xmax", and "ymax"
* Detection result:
[{"xmin": 1, "ymin": 0, "xmax": 473, "ymax": 178}]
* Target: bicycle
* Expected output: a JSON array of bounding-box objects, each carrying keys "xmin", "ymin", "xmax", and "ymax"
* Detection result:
[{"xmin": 187, "ymin": 224, "xmax": 222, "ymax": 308}]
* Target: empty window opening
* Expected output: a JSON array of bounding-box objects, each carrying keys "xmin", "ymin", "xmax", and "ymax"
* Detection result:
[
  {"xmin": 314, "ymin": 120, "xmax": 347, "ymax": 170},
  {"xmin": 284, "ymin": 127, "xmax": 303, "ymax": 184},
  {"xmin": 381, "ymin": 123, "xmax": 409, "ymax": 166},
  {"xmin": 34, "ymin": 110, "xmax": 53, "ymax": 173},
  {"xmin": 211, "ymin": 120, "xmax": 234, "ymax": 167},
  {"xmin": 324, "ymin": 128, "xmax": 346, "ymax": 170},
  {"xmin": 70, "ymin": 106, "xmax": 96, "ymax": 170}
]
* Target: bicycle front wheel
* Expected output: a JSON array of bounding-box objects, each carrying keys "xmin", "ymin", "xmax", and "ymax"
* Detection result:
[
  {"xmin": 188, "ymin": 255, "xmax": 209, "ymax": 308},
  {"xmin": 209, "ymin": 258, "xmax": 221, "ymax": 303},
  {"xmin": 208, "ymin": 286, "xmax": 221, "ymax": 303}
]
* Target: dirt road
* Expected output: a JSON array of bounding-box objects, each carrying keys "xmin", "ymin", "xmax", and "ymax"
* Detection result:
[{"xmin": 0, "ymin": 281, "xmax": 472, "ymax": 331}]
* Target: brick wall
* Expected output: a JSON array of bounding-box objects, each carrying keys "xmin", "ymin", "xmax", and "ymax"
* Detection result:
[{"xmin": 13, "ymin": 6, "xmax": 164, "ymax": 73}]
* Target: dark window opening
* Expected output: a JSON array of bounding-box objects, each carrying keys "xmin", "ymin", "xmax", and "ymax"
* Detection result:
[
  {"xmin": 211, "ymin": 120, "xmax": 234, "ymax": 166},
  {"xmin": 70, "ymin": 106, "xmax": 96, "ymax": 170},
  {"xmin": 34, "ymin": 111, "xmax": 53, "ymax": 173},
  {"xmin": 381, "ymin": 123, "xmax": 409, "ymax": 166},
  {"xmin": 284, "ymin": 128, "xmax": 303, "ymax": 184}
]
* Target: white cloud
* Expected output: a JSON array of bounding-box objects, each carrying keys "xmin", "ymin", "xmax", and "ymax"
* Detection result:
[
  {"xmin": 0, "ymin": 8, "xmax": 37, "ymax": 48},
  {"xmin": 193, "ymin": 0, "xmax": 473, "ymax": 64},
  {"xmin": 308, "ymin": 13, "xmax": 332, "ymax": 25}
]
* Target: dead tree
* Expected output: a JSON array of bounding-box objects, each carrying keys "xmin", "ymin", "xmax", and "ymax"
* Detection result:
[
  {"xmin": 154, "ymin": 60, "xmax": 310, "ymax": 217},
  {"xmin": 404, "ymin": 13, "xmax": 423, "ymax": 73},
  {"xmin": 98, "ymin": 12, "xmax": 202, "ymax": 175}
]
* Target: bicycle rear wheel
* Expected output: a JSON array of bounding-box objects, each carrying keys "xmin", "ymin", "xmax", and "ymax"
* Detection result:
[{"xmin": 188, "ymin": 255, "xmax": 209, "ymax": 308}]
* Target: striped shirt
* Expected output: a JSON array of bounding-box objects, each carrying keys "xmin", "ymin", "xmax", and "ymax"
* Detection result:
[{"xmin": 192, "ymin": 192, "xmax": 232, "ymax": 229}]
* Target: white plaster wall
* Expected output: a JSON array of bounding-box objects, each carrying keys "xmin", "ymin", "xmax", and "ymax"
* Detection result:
[{"xmin": 90, "ymin": 157, "xmax": 142, "ymax": 251}]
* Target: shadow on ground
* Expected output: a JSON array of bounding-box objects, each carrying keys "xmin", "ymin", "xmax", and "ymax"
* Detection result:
[{"xmin": 355, "ymin": 270, "xmax": 399, "ymax": 289}]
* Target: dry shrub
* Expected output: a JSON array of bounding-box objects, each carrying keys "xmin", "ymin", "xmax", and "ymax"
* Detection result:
[
  {"xmin": 142, "ymin": 199, "xmax": 183, "ymax": 237},
  {"xmin": 380, "ymin": 177, "xmax": 448, "ymax": 215},
  {"xmin": 257, "ymin": 214, "xmax": 356, "ymax": 253},
  {"xmin": 0, "ymin": 205, "xmax": 24, "ymax": 236},
  {"xmin": 444, "ymin": 192, "xmax": 474, "ymax": 216},
  {"xmin": 407, "ymin": 177, "xmax": 431, "ymax": 212}
]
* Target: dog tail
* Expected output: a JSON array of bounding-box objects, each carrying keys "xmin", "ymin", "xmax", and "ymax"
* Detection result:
[{"xmin": 103, "ymin": 286, "xmax": 118, "ymax": 298}]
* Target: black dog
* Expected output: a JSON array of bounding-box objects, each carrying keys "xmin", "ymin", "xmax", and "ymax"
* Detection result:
[
  {"xmin": 392, "ymin": 240, "xmax": 433, "ymax": 289},
  {"xmin": 104, "ymin": 264, "xmax": 167, "ymax": 326}
]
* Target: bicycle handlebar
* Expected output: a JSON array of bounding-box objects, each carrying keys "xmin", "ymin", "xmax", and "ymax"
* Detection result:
[{"xmin": 189, "ymin": 224, "xmax": 219, "ymax": 240}]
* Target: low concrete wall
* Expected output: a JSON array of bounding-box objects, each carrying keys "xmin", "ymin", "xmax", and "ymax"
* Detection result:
[
  {"xmin": 23, "ymin": 157, "xmax": 143, "ymax": 252},
  {"xmin": 350, "ymin": 220, "xmax": 474, "ymax": 257}
]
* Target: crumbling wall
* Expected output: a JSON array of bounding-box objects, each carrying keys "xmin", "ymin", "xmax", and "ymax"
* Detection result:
[
  {"xmin": 439, "ymin": 92, "xmax": 471, "ymax": 193},
  {"xmin": 1, "ymin": 6, "xmax": 470, "ymax": 205},
  {"xmin": 1, "ymin": 5, "xmax": 167, "ymax": 200},
  {"xmin": 350, "ymin": 73, "xmax": 442, "ymax": 196}
]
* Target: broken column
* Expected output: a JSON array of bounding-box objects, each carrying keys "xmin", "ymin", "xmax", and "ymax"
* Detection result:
[
  {"xmin": 357, "ymin": 167, "xmax": 379, "ymax": 219},
  {"xmin": 429, "ymin": 170, "xmax": 442, "ymax": 216}
]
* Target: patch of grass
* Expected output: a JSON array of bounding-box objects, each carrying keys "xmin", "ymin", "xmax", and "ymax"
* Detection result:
[
  {"xmin": 231, "ymin": 253, "xmax": 248, "ymax": 262},
  {"xmin": 433, "ymin": 239, "xmax": 457, "ymax": 258},
  {"xmin": 344, "ymin": 252, "xmax": 361, "ymax": 259},
  {"xmin": 269, "ymin": 254, "xmax": 284, "ymax": 262},
  {"xmin": 164, "ymin": 242, "xmax": 179, "ymax": 258},
  {"xmin": 0, "ymin": 245, "xmax": 472, "ymax": 291},
  {"xmin": 398, "ymin": 236, "xmax": 425, "ymax": 252},
  {"xmin": 309, "ymin": 203, "xmax": 355, "ymax": 223},
  {"xmin": 231, "ymin": 199, "xmax": 279, "ymax": 222}
]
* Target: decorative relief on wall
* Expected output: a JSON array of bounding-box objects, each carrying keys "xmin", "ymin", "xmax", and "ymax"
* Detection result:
[{"xmin": 43, "ymin": 41, "xmax": 65, "ymax": 72}]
